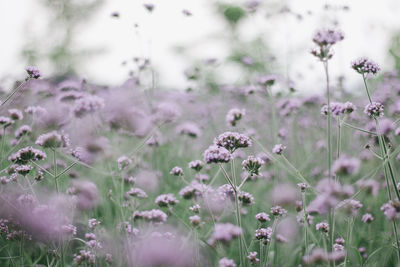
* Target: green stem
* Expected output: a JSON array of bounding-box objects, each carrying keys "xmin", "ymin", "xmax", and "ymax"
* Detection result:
[
  {"xmin": 52, "ymin": 149, "xmax": 58, "ymax": 193},
  {"xmin": 302, "ymin": 192, "xmax": 308, "ymax": 255},
  {"xmin": 323, "ymin": 61, "xmax": 332, "ymax": 179},
  {"xmin": 1, "ymin": 79, "xmax": 30, "ymax": 108},
  {"xmin": 362, "ymin": 75, "xmax": 400, "ymax": 262}
]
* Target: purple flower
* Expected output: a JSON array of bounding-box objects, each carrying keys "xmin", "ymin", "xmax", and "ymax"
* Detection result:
[
  {"xmin": 226, "ymin": 108, "xmax": 245, "ymax": 127},
  {"xmin": 312, "ymin": 29, "xmax": 344, "ymax": 47},
  {"xmin": 155, "ymin": 193, "xmax": 179, "ymax": 207},
  {"xmin": 176, "ymin": 122, "xmax": 202, "ymax": 138},
  {"xmin": 364, "ymin": 102, "xmax": 384, "ymax": 117},
  {"xmin": 73, "ymin": 95, "xmax": 105, "ymax": 118},
  {"xmin": 117, "ymin": 155, "xmax": 132, "ymax": 171},
  {"xmin": 316, "ymin": 222, "xmax": 330, "ymax": 233},
  {"xmin": 208, "ymin": 223, "xmax": 242, "ymax": 246},
  {"xmin": 247, "ymin": 251, "xmax": 259, "ymax": 264},
  {"xmin": 143, "ymin": 3, "xmax": 155, "ymax": 12},
  {"xmin": 272, "ymin": 144, "xmax": 286, "ymax": 155},
  {"xmin": 203, "ymin": 145, "xmax": 232, "ymax": 164},
  {"xmin": 361, "ymin": 213, "xmax": 374, "ymax": 223},
  {"xmin": 270, "ymin": 206, "xmax": 287, "ymax": 217},
  {"xmin": 188, "ymin": 160, "xmax": 204, "ymax": 171},
  {"xmin": 351, "ymin": 57, "xmax": 380, "ymax": 75},
  {"xmin": 170, "ymin": 166, "xmax": 184, "ymax": 176},
  {"xmin": 332, "ymin": 155, "xmax": 360, "ymax": 175},
  {"xmin": 35, "ymin": 131, "xmax": 69, "ymax": 148},
  {"xmin": 255, "ymin": 227, "xmax": 273, "ymax": 243},
  {"xmin": 132, "ymin": 209, "xmax": 167, "ymax": 224},
  {"xmin": 255, "ymin": 212, "xmax": 270, "ymax": 222},
  {"xmin": 25, "ymin": 66, "xmax": 41, "ymax": 79},
  {"xmin": 242, "ymin": 156, "xmax": 264, "ymax": 175},
  {"xmin": 219, "ymin": 257, "xmax": 236, "ymax": 267},
  {"xmin": 214, "ymin": 132, "xmax": 252, "ymax": 152}
]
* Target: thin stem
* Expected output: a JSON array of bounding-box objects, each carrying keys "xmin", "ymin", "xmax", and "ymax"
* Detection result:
[
  {"xmin": 362, "ymin": 75, "xmax": 400, "ymax": 262},
  {"xmin": 302, "ymin": 192, "xmax": 308, "ymax": 256},
  {"xmin": 341, "ymin": 122, "xmax": 377, "ymax": 136},
  {"xmin": 1, "ymin": 79, "xmax": 30, "ymax": 108},
  {"xmin": 336, "ymin": 118, "xmax": 341, "ymax": 158},
  {"xmin": 323, "ymin": 61, "xmax": 332, "ymax": 179},
  {"xmin": 52, "ymin": 149, "xmax": 58, "ymax": 193}
]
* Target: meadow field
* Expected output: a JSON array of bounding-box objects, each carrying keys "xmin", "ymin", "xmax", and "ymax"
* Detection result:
[{"xmin": 1, "ymin": 1, "xmax": 400, "ymax": 266}]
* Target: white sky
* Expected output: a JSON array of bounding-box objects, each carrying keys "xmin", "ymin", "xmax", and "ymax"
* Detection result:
[{"xmin": 1, "ymin": 0, "xmax": 400, "ymax": 93}]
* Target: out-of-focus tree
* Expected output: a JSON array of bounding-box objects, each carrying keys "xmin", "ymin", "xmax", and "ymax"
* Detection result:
[{"xmin": 22, "ymin": 0, "xmax": 104, "ymax": 79}]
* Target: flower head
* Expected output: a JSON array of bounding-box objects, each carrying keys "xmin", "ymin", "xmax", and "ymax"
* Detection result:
[
  {"xmin": 351, "ymin": 57, "xmax": 380, "ymax": 75},
  {"xmin": 214, "ymin": 132, "xmax": 252, "ymax": 152},
  {"xmin": 25, "ymin": 66, "xmax": 41, "ymax": 79},
  {"xmin": 364, "ymin": 102, "xmax": 384, "ymax": 117}
]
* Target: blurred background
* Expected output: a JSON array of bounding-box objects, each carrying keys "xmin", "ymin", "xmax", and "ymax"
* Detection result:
[{"xmin": 1, "ymin": 0, "xmax": 400, "ymax": 93}]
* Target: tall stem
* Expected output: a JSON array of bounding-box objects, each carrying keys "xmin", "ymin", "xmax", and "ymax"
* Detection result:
[
  {"xmin": 362, "ymin": 75, "xmax": 400, "ymax": 262},
  {"xmin": 302, "ymin": 192, "xmax": 308, "ymax": 256},
  {"xmin": 1, "ymin": 78, "xmax": 30, "ymax": 108},
  {"xmin": 231, "ymin": 159, "xmax": 245, "ymax": 266},
  {"xmin": 52, "ymin": 149, "xmax": 59, "ymax": 193},
  {"xmin": 323, "ymin": 61, "xmax": 332, "ymax": 179}
]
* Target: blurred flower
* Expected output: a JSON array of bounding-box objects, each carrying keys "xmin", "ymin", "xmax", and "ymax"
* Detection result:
[
  {"xmin": 25, "ymin": 66, "xmax": 41, "ymax": 79},
  {"xmin": 364, "ymin": 102, "xmax": 384, "ymax": 117}
]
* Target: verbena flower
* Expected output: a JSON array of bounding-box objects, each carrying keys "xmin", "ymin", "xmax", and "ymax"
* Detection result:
[
  {"xmin": 214, "ymin": 132, "xmax": 252, "ymax": 152},
  {"xmin": 361, "ymin": 213, "xmax": 374, "ymax": 223},
  {"xmin": 364, "ymin": 102, "xmax": 384, "ymax": 117},
  {"xmin": 247, "ymin": 251, "xmax": 259, "ymax": 264},
  {"xmin": 73, "ymin": 95, "xmax": 105, "ymax": 118},
  {"xmin": 132, "ymin": 209, "xmax": 168, "ymax": 224},
  {"xmin": 316, "ymin": 222, "xmax": 330, "ymax": 233},
  {"xmin": 155, "ymin": 193, "xmax": 179, "ymax": 207},
  {"xmin": 255, "ymin": 212, "xmax": 270, "ymax": 222},
  {"xmin": 312, "ymin": 29, "xmax": 344, "ymax": 47},
  {"xmin": 35, "ymin": 131, "xmax": 69, "ymax": 148},
  {"xmin": 170, "ymin": 166, "xmax": 184, "ymax": 176},
  {"xmin": 188, "ymin": 160, "xmax": 204, "ymax": 171},
  {"xmin": 219, "ymin": 257, "xmax": 236, "ymax": 267},
  {"xmin": 8, "ymin": 109, "xmax": 23, "ymax": 120},
  {"xmin": 242, "ymin": 156, "xmax": 264, "ymax": 176},
  {"xmin": 226, "ymin": 108, "xmax": 245, "ymax": 127},
  {"xmin": 272, "ymin": 144, "xmax": 286, "ymax": 155},
  {"xmin": 9, "ymin": 146, "xmax": 46, "ymax": 164},
  {"xmin": 270, "ymin": 206, "xmax": 287, "ymax": 217},
  {"xmin": 208, "ymin": 223, "xmax": 242, "ymax": 246},
  {"xmin": 351, "ymin": 57, "xmax": 380, "ymax": 75},
  {"xmin": 255, "ymin": 227, "xmax": 273, "ymax": 244},
  {"xmin": 117, "ymin": 155, "xmax": 132, "ymax": 171},
  {"xmin": 25, "ymin": 66, "xmax": 41, "ymax": 79},
  {"xmin": 204, "ymin": 145, "xmax": 232, "ymax": 164},
  {"xmin": 332, "ymin": 155, "xmax": 360, "ymax": 175}
]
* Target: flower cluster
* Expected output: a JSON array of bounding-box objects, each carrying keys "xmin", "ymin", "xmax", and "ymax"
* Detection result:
[
  {"xmin": 132, "ymin": 209, "xmax": 168, "ymax": 224},
  {"xmin": 255, "ymin": 227, "xmax": 273, "ymax": 244},
  {"xmin": 155, "ymin": 193, "xmax": 179, "ymax": 207},
  {"xmin": 208, "ymin": 223, "xmax": 242, "ymax": 246},
  {"xmin": 242, "ymin": 156, "xmax": 264, "ymax": 176},
  {"xmin": 226, "ymin": 108, "xmax": 245, "ymax": 127},
  {"xmin": 214, "ymin": 132, "xmax": 252, "ymax": 152},
  {"xmin": 364, "ymin": 102, "xmax": 384, "ymax": 117},
  {"xmin": 204, "ymin": 145, "xmax": 232, "ymax": 164},
  {"xmin": 351, "ymin": 57, "xmax": 380, "ymax": 75}
]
